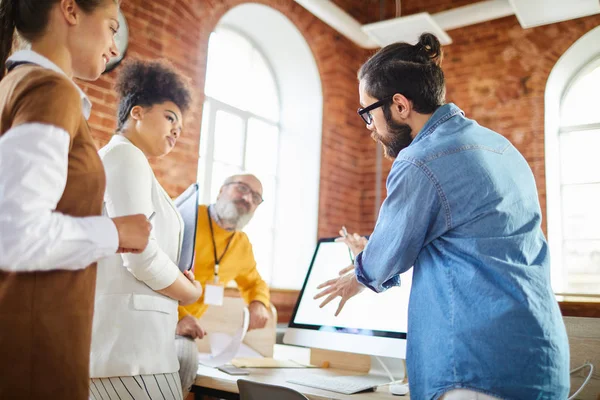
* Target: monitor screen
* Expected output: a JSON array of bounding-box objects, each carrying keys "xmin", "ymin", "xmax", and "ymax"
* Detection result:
[{"xmin": 288, "ymin": 238, "xmax": 412, "ymax": 341}]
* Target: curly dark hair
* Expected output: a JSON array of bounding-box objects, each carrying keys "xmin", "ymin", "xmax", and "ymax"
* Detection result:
[{"xmin": 115, "ymin": 59, "xmax": 193, "ymax": 131}]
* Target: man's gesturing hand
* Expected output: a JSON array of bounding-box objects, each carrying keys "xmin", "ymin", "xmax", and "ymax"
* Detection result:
[{"xmin": 314, "ymin": 266, "xmax": 365, "ymax": 316}]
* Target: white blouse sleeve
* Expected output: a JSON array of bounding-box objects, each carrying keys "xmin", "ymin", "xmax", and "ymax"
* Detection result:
[
  {"xmin": 101, "ymin": 143, "xmax": 180, "ymax": 290},
  {"xmin": 0, "ymin": 123, "xmax": 119, "ymax": 271}
]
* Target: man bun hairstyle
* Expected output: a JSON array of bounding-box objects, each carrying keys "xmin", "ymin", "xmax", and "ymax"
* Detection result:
[
  {"xmin": 115, "ymin": 59, "xmax": 193, "ymax": 131},
  {"xmin": 358, "ymin": 33, "xmax": 446, "ymax": 114},
  {"xmin": 415, "ymin": 32, "xmax": 443, "ymax": 66}
]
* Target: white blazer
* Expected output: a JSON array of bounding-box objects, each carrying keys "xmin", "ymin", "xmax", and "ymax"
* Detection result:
[{"xmin": 90, "ymin": 135, "xmax": 184, "ymax": 378}]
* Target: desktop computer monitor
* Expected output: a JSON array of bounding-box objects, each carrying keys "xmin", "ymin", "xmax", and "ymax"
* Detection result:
[{"xmin": 284, "ymin": 237, "xmax": 412, "ymax": 359}]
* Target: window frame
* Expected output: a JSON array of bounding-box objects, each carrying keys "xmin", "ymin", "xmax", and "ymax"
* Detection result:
[
  {"xmin": 546, "ymin": 27, "xmax": 600, "ymax": 296},
  {"xmin": 198, "ymin": 26, "xmax": 282, "ymax": 285}
]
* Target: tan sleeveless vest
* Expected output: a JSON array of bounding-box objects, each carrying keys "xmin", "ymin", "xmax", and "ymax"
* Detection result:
[{"xmin": 0, "ymin": 65, "xmax": 105, "ymax": 399}]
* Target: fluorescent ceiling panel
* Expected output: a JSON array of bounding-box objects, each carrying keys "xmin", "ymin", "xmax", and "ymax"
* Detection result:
[
  {"xmin": 362, "ymin": 12, "xmax": 452, "ymax": 47},
  {"xmin": 509, "ymin": 0, "xmax": 600, "ymax": 28}
]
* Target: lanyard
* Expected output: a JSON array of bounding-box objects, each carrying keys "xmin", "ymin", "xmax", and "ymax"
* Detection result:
[{"xmin": 207, "ymin": 206, "xmax": 235, "ymax": 284}]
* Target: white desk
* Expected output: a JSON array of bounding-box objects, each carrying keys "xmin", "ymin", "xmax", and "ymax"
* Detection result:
[{"xmin": 191, "ymin": 345, "xmax": 409, "ymax": 400}]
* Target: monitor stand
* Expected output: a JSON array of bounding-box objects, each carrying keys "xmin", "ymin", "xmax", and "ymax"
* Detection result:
[{"xmin": 310, "ymin": 347, "xmax": 406, "ymax": 382}]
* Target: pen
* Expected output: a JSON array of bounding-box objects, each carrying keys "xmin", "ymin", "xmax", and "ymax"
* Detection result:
[
  {"xmin": 148, "ymin": 211, "xmax": 156, "ymax": 221},
  {"xmin": 341, "ymin": 226, "xmax": 355, "ymax": 263}
]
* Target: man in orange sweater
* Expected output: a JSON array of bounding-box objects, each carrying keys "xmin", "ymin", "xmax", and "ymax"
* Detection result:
[{"xmin": 175, "ymin": 174, "xmax": 271, "ymax": 393}]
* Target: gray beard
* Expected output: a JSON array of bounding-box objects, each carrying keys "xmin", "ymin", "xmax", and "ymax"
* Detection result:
[{"xmin": 214, "ymin": 200, "xmax": 254, "ymax": 230}]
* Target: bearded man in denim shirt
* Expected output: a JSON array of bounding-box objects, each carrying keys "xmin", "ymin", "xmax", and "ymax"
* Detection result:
[{"xmin": 315, "ymin": 33, "xmax": 570, "ymax": 400}]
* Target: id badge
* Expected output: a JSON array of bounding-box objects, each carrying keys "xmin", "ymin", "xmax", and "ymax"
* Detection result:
[{"xmin": 204, "ymin": 283, "xmax": 224, "ymax": 306}]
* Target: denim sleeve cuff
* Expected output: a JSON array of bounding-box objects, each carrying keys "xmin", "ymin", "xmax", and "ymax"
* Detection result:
[
  {"xmin": 355, "ymin": 252, "xmax": 402, "ymax": 293},
  {"xmin": 382, "ymin": 275, "xmax": 401, "ymax": 289},
  {"xmin": 355, "ymin": 252, "xmax": 381, "ymax": 293}
]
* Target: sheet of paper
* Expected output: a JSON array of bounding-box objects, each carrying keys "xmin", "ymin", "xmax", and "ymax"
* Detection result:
[
  {"xmin": 236, "ymin": 342, "xmax": 263, "ymax": 358},
  {"xmin": 231, "ymin": 358, "xmax": 316, "ymax": 368},
  {"xmin": 198, "ymin": 308, "xmax": 250, "ymax": 367}
]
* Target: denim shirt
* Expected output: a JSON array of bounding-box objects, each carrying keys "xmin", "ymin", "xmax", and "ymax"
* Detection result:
[{"xmin": 355, "ymin": 104, "xmax": 570, "ymax": 400}]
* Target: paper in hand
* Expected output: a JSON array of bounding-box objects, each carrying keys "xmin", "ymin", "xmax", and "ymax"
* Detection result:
[{"xmin": 198, "ymin": 308, "xmax": 250, "ymax": 368}]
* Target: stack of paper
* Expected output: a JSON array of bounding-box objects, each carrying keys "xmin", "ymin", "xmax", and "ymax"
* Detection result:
[{"xmin": 231, "ymin": 358, "xmax": 317, "ymax": 368}]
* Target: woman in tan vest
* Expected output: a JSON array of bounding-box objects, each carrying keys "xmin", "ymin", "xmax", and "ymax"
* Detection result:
[{"xmin": 0, "ymin": 1, "xmax": 152, "ymax": 399}]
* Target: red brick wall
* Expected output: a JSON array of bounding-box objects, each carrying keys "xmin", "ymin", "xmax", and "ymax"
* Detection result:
[
  {"xmin": 331, "ymin": 0, "xmax": 482, "ymax": 25},
  {"xmin": 79, "ymin": 0, "xmax": 600, "ymax": 241},
  {"xmin": 78, "ymin": 0, "xmax": 371, "ymax": 239}
]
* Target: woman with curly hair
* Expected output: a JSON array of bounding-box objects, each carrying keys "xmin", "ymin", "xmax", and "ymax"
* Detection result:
[{"xmin": 89, "ymin": 60, "xmax": 202, "ymax": 400}]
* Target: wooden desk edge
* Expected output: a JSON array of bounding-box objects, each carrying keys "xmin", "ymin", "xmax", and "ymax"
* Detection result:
[{"xmin": 192, "ymin": 366, "xmax": 407, "ymax": 400}]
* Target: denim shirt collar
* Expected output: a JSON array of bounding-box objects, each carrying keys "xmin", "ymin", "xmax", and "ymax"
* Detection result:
[{"xmin": 410, "ymin": 103, "xmax": 464, "ymax": 146}]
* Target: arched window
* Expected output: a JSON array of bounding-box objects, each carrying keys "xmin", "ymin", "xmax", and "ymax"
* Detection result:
[
  {"xmin": 199, "ymin": 4, "xmax": 323, "ymax": 289},
  {"xmin": 546, "ymin": 26, "xmax": 600, "ymax": 295},
  {"xmin": 199, "ymin": 27, "xmax": 280, "ymax": 286}
]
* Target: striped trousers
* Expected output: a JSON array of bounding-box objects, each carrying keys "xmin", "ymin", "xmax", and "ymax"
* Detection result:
[
  {"xmin": 89, "ymin": 373, "xmax": 183, "ymax": 400},
  {"xmin": 175, "ymin": 335, "xmax": 199, "ymax": 395}
]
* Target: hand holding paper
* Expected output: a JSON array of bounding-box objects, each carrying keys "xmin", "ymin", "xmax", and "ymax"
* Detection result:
[
  {"xmin": 198, "ymin": 308, "xmax": 250, "ymax": 368},
  {"xmin": 248, "ymin": 301, "xmax": 269, "ymax": 330}
]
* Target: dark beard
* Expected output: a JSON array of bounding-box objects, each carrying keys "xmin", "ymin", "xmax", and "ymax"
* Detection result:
[{"xmin": 372, "ymin": 105, "xmax": 413, "ymax": 159}]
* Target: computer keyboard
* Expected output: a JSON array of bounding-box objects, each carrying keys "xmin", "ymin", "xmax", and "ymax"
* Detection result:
[{"xmin": 287, "ymin": 374, "xmax": 391, "ymax": 395}]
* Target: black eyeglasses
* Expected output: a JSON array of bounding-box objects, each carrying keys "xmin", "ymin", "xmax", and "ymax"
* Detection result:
[
  {"xmin": 226, "ymin": 181, "xmax": 264, "ymax": 205},
  {"xmin": 357, "ymin": 96, "xmax": 394, "ymax": 125}
]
